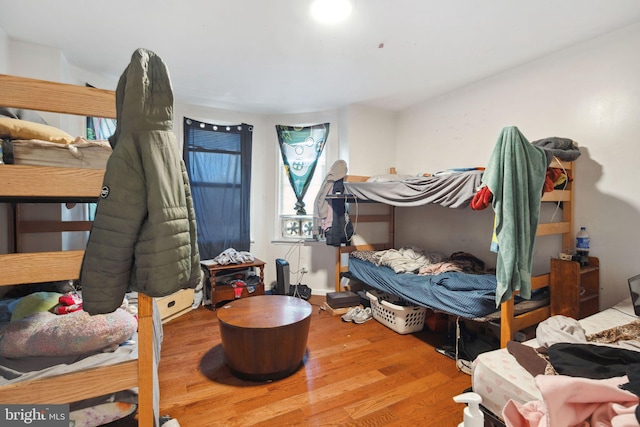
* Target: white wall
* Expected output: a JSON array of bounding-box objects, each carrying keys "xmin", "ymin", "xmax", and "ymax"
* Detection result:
[
  {"xmin": 343, "ymin": 104, "xmax": 397, "ymax": 176},
  {"xmin": 8, "ymin": 40, "xmax": 66, "ymax": 83},
  {"xmin": 0, "ymin": 25, "xmax": 8, "ymax": 74},
  {"xmin": 394, "ymin": 23, "xmax": 640, "ymax": 309}
]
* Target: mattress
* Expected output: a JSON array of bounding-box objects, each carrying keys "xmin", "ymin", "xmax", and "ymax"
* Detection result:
[
  {"xmin": 348, "ymin": 256, "xmax": 498, "ymax": 318},
  {"xmin": 472, "ymin": 298, "xmax": 638, "ymax": 419},
  {"xmin": 2, "ymin": 138, "xmax": 112, "ymax": 169}
]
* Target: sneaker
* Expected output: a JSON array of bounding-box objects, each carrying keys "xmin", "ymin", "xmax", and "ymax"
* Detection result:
[
  {"xmin": 341, "ymin": 306, "xmax": 362, "ymax": 322},
  {"xmin": 353, "ymin": 307, "xmax": 373, "ymax": 324},
  {"xmin": 456, "ymin": 359, "xmax": 473, "ymax": 375}
]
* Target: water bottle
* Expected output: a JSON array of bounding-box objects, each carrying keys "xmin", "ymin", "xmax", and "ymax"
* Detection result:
[{"xmin": 576, "ymin": 227, "xmax": 590, "ymax": 266}]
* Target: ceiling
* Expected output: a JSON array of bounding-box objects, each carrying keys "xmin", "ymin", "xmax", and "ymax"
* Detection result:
[{"xmin": 2, "ymin": 0, "xmax": 640, "ymax": 115}]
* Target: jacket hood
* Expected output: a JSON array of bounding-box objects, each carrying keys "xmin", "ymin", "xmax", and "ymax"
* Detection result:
[{"xmin": 109, "ymin": 48, "xmax": 174, "ymax": 149}]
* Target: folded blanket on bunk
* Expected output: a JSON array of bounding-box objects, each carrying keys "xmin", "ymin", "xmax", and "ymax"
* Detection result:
[
  {"xmin": 482, "ymin": 126, "xmax": 548, "ymax": 306},
  {"xmin": 1, "ymin": 138, "xmax": 112, "ymax": 169},
  {"xmin": 531, "ymin": 136, "xmax": 581, "ymax": 162}
]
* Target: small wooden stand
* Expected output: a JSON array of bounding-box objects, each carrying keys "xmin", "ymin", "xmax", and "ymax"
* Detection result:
[
  {"xmin": 201, "ymin": 258, "xmax": 266, "ymax": 309},
  {"xmin": 550, "ymin": 256, "xmax": 600, "ymax": 319}
]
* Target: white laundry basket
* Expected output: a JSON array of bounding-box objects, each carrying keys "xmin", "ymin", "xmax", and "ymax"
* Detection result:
[{"xmin": 366, "ymin": 290, "xmax": 427, "ymax": 334}]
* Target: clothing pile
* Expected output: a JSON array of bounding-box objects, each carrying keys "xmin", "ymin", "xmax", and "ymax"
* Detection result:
[
  {"xmin": 349, "ymin": 248, "xmax": 490, "ymax": 276},
  {"xmin": 503, "ymin": 315, "xmax": 640, "ymax": 426},
  {"xmin": 51, "ymin": 292, "xmax": 83, "ymax": 315},
  {"xmin": 210, "ymin": 248, "xmax": 255, "ymax": 265}
]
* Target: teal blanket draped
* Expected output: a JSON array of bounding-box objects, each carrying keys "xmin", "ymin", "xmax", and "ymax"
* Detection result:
[{"xmin": 482, "ymin": 126, "xmax": 548, "ymax": 307}]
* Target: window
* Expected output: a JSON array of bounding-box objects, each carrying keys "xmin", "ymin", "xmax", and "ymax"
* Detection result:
[
  {"xmin": 278, "ymin": 156, "xmax": 326, "ymax": 239},
  {"xmin": 183, "ymin": 118, "xmax": 253, "ymax": 260},
  {"xmin": 86, "ymin": 116, "xmax": 116, "ymax": 141},
  {"xmin": 277, "ymin": 123, "xmax": 329, "ymax": 240}
]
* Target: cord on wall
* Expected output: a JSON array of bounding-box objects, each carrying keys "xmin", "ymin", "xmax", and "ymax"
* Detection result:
[{"xmin": 282, "ymin": 238, "xmax": 307, "ymax": 283}]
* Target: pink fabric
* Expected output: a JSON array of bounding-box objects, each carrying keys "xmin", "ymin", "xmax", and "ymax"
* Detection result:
[{"xmin": 503, "ymin": 374, "xmax": 639, "ymax": 427}]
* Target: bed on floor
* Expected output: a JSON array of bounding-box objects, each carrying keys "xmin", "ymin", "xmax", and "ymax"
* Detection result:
[
  {"xmin": 472, "ymin": 298, "xmax": 640, "ymax": 426},
  {"xmin": 0, "ymin": 74, "xmax": 159, "ymax": 427},
  {"xmin": 327, "ymin": 128, "xmax": 579, "ymax": 348}
]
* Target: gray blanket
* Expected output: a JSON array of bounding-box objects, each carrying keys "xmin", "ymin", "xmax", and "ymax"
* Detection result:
[
  {"xmin": 343, "ymin": 170, "xmax": 483, "ymax": 208},
  {"xmin": 531, "ymin": 137, "xmax": 581, "ymax": 162}
]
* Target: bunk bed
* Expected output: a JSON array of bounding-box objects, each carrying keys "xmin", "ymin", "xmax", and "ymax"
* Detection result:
[
  {"xmin": 0, "ymin": 74, "xmax": 158, "ymax": 426},
  {"xmin": 330, "ymin": 145, "xmax": 575, "ymax": 349}
]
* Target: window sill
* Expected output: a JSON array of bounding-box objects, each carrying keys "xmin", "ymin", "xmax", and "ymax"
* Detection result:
[{"xmin": 271, "ymin": 238, "xmax": 325, "ymax": 245}]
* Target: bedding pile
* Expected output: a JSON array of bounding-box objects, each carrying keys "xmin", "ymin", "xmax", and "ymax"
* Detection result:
[
  {"xmin": 473, "ymin": 299, "xmax": 640, "ymax": 426},
  {"xmin": 350, "ymin": 248, "xmax": 489, "ymax": 276},
  {"xmin": 502, "ymin": 316, "xmax": 640, "ymax": 426},
  {"xmin": 0, "ymin": 287, "xmax": 161, "ymax": 425},
  {"xmin": 348, "ymin": 249, "xmax": 497, "ymax": 318}
]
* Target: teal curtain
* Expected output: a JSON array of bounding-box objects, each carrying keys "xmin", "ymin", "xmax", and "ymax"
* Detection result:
[{"xmin": 276, "ymin": 123, "xmax": 329, "ymax": 215}]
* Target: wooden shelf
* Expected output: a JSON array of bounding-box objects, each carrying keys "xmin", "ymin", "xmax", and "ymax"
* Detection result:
[
  {"xmin": 213, "ymin": 283, "xmax": 265, "ymax": 305},
  {"xmin": 201, "ymin": 258, "xmax": 266, "ymax": 308},
  {"xmin": 550, "ymin": 256, "xmax": 600, "ymax": 319}
]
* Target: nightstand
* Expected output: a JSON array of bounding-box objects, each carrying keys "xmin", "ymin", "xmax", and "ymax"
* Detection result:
[{"xmin": 201, "ymin": 258, "xmax": 266, "ymax": 309}]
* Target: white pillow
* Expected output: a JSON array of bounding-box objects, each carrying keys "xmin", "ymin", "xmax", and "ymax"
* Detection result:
[{"xmin": 0, "ymin": 117, "xmax": 75, "ymax": 144}]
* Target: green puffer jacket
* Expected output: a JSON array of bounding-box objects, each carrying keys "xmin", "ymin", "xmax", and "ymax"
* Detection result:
[{"xmin": 80, "ymin": 48, "xmax": 202, "ymax": 314}]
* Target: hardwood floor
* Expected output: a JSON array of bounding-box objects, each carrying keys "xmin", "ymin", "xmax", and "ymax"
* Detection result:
[{"xmin": 157, "ymin": 295, "xmax": 471, "ymax": 426}]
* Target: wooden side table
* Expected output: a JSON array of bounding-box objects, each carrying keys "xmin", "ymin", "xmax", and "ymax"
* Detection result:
[
  {"xmin": 201, "ymin": 257, "xmax": 266, "ymax": 309},
  {"xmin": 217, "ymin": 295, "xmax": 312, "ymax": 381}
]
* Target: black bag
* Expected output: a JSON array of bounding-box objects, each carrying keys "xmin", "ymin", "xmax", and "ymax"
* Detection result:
[
  {"xmin": 288, "ymin": 284, "xmax": 312, "ymax": 300},
  {"xmin": 325, "ymin": 183, "xmax": 354, "ymax": 246}
]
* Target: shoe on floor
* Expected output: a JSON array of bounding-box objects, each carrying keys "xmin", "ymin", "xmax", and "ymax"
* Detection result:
[
  {"xmin": 160, "ymin": 415, "xmax": 181, "ymax": 427},
  {"xmin": 353, "ymin": 307, "xmax": 373, "ymax": 324},
  {"xmin": 341, "ymin": 306, "xmax": 362, "ymax": 322},
  {"xmin": 456, "ymin": 359, "xmax": 473, "ymax": 375}
]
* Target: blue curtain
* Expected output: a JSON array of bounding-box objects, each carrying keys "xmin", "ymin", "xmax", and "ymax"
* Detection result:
[
  {"xmin": 276, "ymin": 123, "xmax": 329, "ymax": 215},
  {"xmin": 183, "ymin": 118, "xmax": 253, "ymax": 260}
]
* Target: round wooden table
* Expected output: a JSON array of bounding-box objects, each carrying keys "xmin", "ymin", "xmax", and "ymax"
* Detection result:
[{"xmin": 217, "ymin": 295, "xmax": 313, "ymax": 381}]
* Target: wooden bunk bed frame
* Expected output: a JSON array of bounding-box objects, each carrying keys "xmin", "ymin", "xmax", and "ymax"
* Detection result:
[
  {"xmin": 334, "ymin": 158, "xmax": 574, "ymax": 348},
  {"xmin": 0, "ymin": 74, "xmax": 155, "ymax": 426}
]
